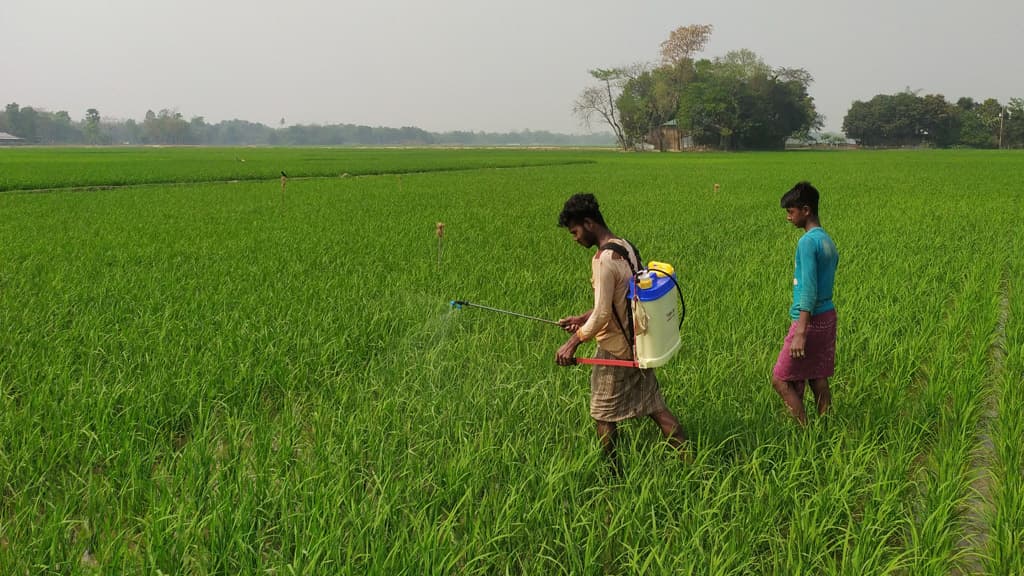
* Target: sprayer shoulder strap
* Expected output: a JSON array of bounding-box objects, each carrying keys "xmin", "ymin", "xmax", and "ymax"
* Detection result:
[
  {"xmin": 599, "ymin": 239, "xmax": 642, "ymax": 275},
  {"xmin": 599, "ymin": 239, "xmax": 642, "ymax": 357}
]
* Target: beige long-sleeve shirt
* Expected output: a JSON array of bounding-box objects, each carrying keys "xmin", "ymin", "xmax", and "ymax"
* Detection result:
[{"xmin": 575, "ymin": 239, "xmax": 639, "ymax": 360}]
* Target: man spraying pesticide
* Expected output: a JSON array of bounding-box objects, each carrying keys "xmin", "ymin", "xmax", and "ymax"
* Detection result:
[{"xmin": 554, "ymin": 193, "xmax": 689, "ymax": 472}]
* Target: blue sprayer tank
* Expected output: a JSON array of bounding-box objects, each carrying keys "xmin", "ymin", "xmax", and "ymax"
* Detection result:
[{"xmin": 627, "ymin": 262, "xmax": 682, "ymax": 368}]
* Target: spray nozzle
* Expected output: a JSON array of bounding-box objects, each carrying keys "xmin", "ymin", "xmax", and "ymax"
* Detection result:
[{"xmin": 449, "ymin": 300, "xmax": 465, "ymax": 310}]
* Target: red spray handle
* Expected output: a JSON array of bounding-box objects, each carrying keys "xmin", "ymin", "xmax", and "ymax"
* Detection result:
[{"xmin": 575, "ymin": 357, "xmax": 638, "ymax": 368}]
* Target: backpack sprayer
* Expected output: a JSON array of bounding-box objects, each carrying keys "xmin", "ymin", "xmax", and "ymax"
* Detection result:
[{"xmin": 450, "ymin": 259, "xmax": 685, "ymax": 369}]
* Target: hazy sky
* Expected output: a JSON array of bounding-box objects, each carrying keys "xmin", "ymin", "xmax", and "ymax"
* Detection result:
[{"xmin": 2, "ymin": 0, "xmax": 1022, "ymax": 134}]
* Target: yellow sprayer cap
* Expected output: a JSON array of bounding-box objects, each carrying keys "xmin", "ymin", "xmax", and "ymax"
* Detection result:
[
  {"xmin": 638, "ymin": 276, "xmax": 653, "ymax": 289},
  {"xmin": 647, "ymin": 261, "xmax": 674, "ymax": 277}
]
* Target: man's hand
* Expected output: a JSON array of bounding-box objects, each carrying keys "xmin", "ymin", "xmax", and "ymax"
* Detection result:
[
  {"xmin": 790, "ymin": 331, "xmax": 806, "ymax": 359},
  {"xmin": 557, "ymin": 315, "xmax": 582, "ymax": 334},
  {"xmin": 558, "ymin": 309, "xmax": 593, "ymax": 334},
  {"xmin": 556, "ymin": 334, "xmax": 582, "ymax": 366}
]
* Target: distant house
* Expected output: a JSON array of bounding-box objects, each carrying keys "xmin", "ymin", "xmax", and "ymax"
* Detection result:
[
  {"xmin": 0, "ymin": 131, "xmax": 24, "ymax": 146},
  {"xmin": 646, "ymin": 120, "xmax": 692, "ymax": 151}
]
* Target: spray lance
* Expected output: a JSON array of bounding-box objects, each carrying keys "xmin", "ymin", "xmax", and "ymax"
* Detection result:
[
  {"xmin": 449, "ymin": 300, "xmax": 560, "ymax": 326},
  {"xmin": 449, "ymin": 299, "xmax": 619, "ymax": 366},
  {"xmin": 450, "ymin": 261, "xmax": 686, "ymax": 369}
]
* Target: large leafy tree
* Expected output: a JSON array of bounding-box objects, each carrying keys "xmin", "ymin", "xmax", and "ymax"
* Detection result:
[
  {"xmin": 845, "ymin": 94, "xmax": 921, "ymax": 146},
  {"xmin": 959, "ymin": 98, "xmax": 1003, "ymax": 148},
  {"xmin": 843, "ymin": 92, "xmax": 1004, "ymax": 148},
  {"xmin": 1004, "ymin": 98, "xmax": 1024, "ymax": 148},
  {"xmin": 577, "ymin": 24, "xmax": 711, "ymax": 151},
  {"xmin": 617, "ymin": 63, "xmax": 693, "ymax": 150},
  {"xmin": 676, "ymin": 50, "xmax": 820, "ymax": 150},
  {"xmin": 918, "ymin": 94, "xmax": 961, "ymax": 148}
]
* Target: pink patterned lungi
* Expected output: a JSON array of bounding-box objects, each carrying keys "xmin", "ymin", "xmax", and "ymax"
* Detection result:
[{"xmin": 772, "ymin": 310, "xmax": 837, "ymax": 382}]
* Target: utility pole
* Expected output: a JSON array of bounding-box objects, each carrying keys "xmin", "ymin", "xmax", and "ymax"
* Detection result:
[{"xmin": 999, "ymin": 107, "xmax": 1005, "ymax": 149}]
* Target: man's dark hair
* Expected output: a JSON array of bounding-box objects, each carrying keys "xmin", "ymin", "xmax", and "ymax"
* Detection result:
[
  {"xmin": 780, "ymin": 181, "xmax": 820, "ymax": 214},
  {"xmin": 558, "ymin": 193, "xmax": 607, "ymax": 228}
]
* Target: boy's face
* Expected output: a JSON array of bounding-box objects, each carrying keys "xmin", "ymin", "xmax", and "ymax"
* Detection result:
[{"xmin": 785, "ymin": 205, "xmax": 812, "ymax": 228}]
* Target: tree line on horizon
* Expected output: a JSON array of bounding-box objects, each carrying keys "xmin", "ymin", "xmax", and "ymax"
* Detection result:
[
  {"xmin": 843, "ymin": 92, "xmax": 1023, "ymax": 149},
  {"xmin": 0, "ymin": 104, "xmax": 615, "ymax": 147},
  {"xmin": 577, "ymin": 24, "xmax": 1023, "ymax": 151}
]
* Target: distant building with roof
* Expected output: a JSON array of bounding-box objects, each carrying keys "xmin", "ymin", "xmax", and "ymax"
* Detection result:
[
  {"xmin": 0, "ymin": 131, "xmax": 24, "ymax": 145},
  {"xmin": 646, "ymin": 120, "xmax": 692, "ymax": 151}
]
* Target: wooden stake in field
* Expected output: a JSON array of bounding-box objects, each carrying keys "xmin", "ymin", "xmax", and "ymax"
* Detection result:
[
  {"xmin": 281, "ymin": 171, "xmax": 288, "ymax": 194},
  {"xmin": 714, "ymin": 183, "xmax": 720, "ymax": 192},
  {"xmin": 436, "ymin": 222, "xmax": 445, "ymax": 270}
]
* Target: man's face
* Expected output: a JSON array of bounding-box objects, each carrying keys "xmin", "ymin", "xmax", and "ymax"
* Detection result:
[
  {"xmin": 568, "ymin": 220, "xmax": 597, "ymax": 248},
  {"xmin": 785, "ymin": 206, "xmax": 811, "ymax": 228}
]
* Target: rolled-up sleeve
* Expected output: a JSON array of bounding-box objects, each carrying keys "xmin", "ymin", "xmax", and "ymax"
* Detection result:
[{"xmin": 576, "ymin": 255, "xmax": 616, "ymax": 341}]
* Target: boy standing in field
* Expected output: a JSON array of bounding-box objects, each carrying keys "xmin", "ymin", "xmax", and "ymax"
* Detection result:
[
  {"xmin": 772, "ymin": 182, "xmax": 839, "ymax": 425},
  {"xmin": 554, "ymin": 193, "xmax": 689, "ymax": 472}
]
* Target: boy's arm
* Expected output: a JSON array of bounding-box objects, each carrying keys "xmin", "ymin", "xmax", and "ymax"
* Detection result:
[
  {"xmin": 796, "ymin": 237, "xmax": 819, "ymax": 315},
  {"xmin": 790, "ymin": 310, "xmax": 811, "ymax": 358},
  {"xmin": 791, "ymin": 237, "xmax": 818, "ymax": 358}
]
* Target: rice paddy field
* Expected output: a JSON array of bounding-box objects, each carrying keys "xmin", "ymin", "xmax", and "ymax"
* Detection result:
[{"xmin": 0, "ymin": 147, "xmax": 1022, "ymax": 574}]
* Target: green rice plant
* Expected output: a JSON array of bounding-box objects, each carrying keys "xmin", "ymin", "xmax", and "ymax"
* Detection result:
[{"xmin": 0, "ymin": 149, "xmax": 1021, "ymax": 573}]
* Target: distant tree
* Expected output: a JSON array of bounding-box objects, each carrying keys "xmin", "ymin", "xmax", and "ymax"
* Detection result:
[
  {"xmin": 618, "ymin": 62, "xmax": 694, "ymax": 150},
  {"xmin": 677, "ymin": 50, "xmax": 820, "ymax": 150},
  {"xmin": 108, "ymin": 118, "xmax": 141, "ymax": 144},
  {"xmin": 142, "ymin": 110, "xmax": 158, "ymax": 143},
  {"xmin": 717, "ymin": 48, "xmax": 771, "ymax": 80},
  {"xmin": 31, "ymin": 109, "xmax": 62, "ymax": 143},
  {"xmin": 3, "ymin": 103, "xmax": 20, "ymax": 134},
  {"xmin": 677, "ymin": 60, "xmax": 743, "ymax": 149},
  {"xmin": 845, "ymin": 92, "xmax": 1021, "ymax": 148},
  {"xmin": 1005, "ymin": 98, "xmax": 1024, "ymax": 148},
  {"xmin": 659, "ymin": 24, "xmax": 713, "ymax": 66},
  {"xmin": 602, "ymin": 24, "xmax": 713, "ymax": 151},
  {"xmin": 879, "ymin": 91, "xmax": 923, "ymax": 146},
  {"xmin": 574, "ymin": 66, "xmax": 645, "ymax": 150},
  {"xmin": 843, "ymin": 91, "xmax": 927, "ymax": 147},
  {"xmin": 189, "ymin": 116, "xmax": 208, "ymax": 144},
  {"xmin": 918, "ymin": 94, "xmax": 961, "ymax": 148},
  {"xmin": 140, "ymin": 109, "xmax": 192, "ymax": 144},
  {"xmin": 959, "ymin": 98, "xmax": 1002, "ymax": 148},
  {"xmin": 617, "ymin": 71, "xmax": 658, "ymax": 149},
  {"xmin": 2, "ymin": 103, "xmax": 35, "ymax": 139},
  {"xmin": 842, "ymin": 99, "xmax": 879, "ymax": 145},
  {"xmin": 16, "ymin": 106, "xmax": 40, "ymax": 142},
  {"xmin": 956, "ymin": 97, "xmax": 976, "ymax": 111},
  {"xmin": 52, "ymin": 110, "xmax": 77, "ymax": 143},
  {"xmin": 84, "ymin": 108, "xmax": 102, "ymax": 144}
]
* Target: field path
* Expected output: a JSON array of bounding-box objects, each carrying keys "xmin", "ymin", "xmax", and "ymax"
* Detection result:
[{"xmin": 955, "ymin": 268, "xmax": 1011, "ymax": 575}]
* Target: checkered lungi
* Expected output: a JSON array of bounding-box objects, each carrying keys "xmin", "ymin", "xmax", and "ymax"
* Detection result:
[
  {"xmin": 772, "ymin": 309, "xmax": 837, "ymax": 382},
  {"xmin": 589, "ymin": 348, "xmax": 668, "ymax": 422}
]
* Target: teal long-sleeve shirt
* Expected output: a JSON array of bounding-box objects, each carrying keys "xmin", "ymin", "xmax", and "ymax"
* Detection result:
[{"xmin": 790, "ymin": 226, "xmax": 838, "ymax": 320}]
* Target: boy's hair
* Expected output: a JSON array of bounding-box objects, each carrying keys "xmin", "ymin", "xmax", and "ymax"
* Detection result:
[
  {"xmin": 780, "ymin": 181, "xmax": 820, "ymax": 214},
  {"xmin": 558, "ymin": 193, "xmax": 607, "ymax": 228}
]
